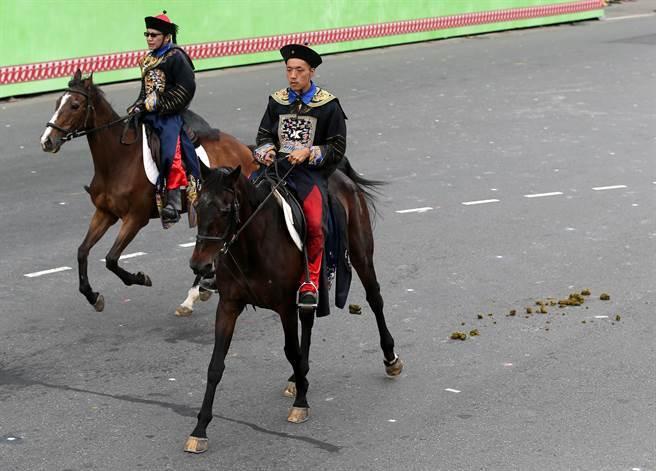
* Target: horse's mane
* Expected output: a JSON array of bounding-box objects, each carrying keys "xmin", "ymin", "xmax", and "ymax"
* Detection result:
[
  {"xmin": 204, "ymin": 167, "xmax": 268, "ymax": 209},
  {"xmin": 67, "ymin": 77, "xmax": 120, "ymax": 120}
]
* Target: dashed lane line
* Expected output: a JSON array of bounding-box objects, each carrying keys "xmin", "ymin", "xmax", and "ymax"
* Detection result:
[
  {"xmin": 178, "ymin": 242, "xmax": 196, "ymax": 248},
  {"xmin": 461, "ymin": 199, "xmax": 500, "ymax": 206},
  {"xmin": 99, "ymin": 252, "xmax": 147, "ymax": 262},
  {"xmin": 24, "ymin": 266, "xmax": 72, "ymax": 278},
  {"xmin": 592, "ymin": 185, "xmax": 627, "ymax": 191},
  {"xmin": 524, "ymin": 191, "xmax": 563, "ymax": 198},
  {"xmin": 395, "ymin": 207, "xmax": 433, "ymax": 214}
]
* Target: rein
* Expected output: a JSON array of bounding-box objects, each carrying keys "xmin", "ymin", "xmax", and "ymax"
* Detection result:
[
  {"xmin": 196, "ymin": 160, "xmax": 294, "ymax": 255},
  {"xmin": 194, "ymin": 161, "xmax": 295, "ymax": 305},
  {"xmin": 46, "ymin": 88, "xmax": 135, "ymax": 143}
]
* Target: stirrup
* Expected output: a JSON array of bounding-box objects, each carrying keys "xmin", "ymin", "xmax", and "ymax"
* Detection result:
[{"xmin": 297, "ymin": 282, "xmax": 318, "ymax": 311}]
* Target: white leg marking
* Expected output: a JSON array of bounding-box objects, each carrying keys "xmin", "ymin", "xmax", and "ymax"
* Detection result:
[{"xmin": 181, "ymin": 285, "xmax": 200, "ymax": 310}]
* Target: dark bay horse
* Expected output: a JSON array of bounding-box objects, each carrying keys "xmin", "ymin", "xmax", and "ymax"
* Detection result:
[
  {"xmin": 40, "ymin": 70, "xmax": 258, "ymax": 313},
  {"xmin": 183, "ymin": 164, "xmax": 403, "ymax": 453}
]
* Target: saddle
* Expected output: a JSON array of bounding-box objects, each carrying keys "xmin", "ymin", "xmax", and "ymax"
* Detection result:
[
  {"xmin": 253, "ymin": 170, "xmax": 352, "ymax": 317},
  {"xmin": 140, "ymin": 110, "xmax": 216, "ymax": 227}
]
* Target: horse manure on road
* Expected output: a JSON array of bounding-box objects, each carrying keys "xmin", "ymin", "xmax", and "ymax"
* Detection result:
[
  {"xmin": 600, "ymin": 293, "xmax": 610, "ymax": 301},
  {"xmin": 349, "ymin": 304, "xmax": 362, "ymax": 315},
  {"xmin": 469, "ymin": 329, "xmax": 480, "ymax": 337},
  {"xmin": 581, "ymin": 289, "xmax": 591, "ymax": 296},
  {"xmin": 450, "ymin": 331, "xmax": 467, "ymax": 341}
]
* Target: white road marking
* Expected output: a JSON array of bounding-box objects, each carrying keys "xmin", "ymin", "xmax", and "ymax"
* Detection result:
[
  {"xmin": 387, "ymin": 419, "xmax": 397, "ymax": 423},
  {"xmin": 395, "ymin": 207, "xmax": 433, "ymax": 214},
  {"xmin": 524, "ymin": 191, "xmax": 563, "ymax": 198},
  {"xmin": 594, "ymin": 315, "xmax": 609, "ymax": 319},
  {"xmin": 444, "ymin": 388, "xmax": 461, "ymax": 393},
  {"xmin": 461, "ymin": 199, "xmax": 499, "ymax": 206},
  {"xmin": 605, "ymin": 13, "xmax": 655, "ymax": 21},
  {"xmin": 100, "ymin": 252, "xmax": 146, "ymax": 262},
  {"xmin": 178, "ymin": 242, "xmax": 196, "ymax": 247},
  {"xmin": 7, "ymin": 437, "xmax": 16, "ymax": 441},
  {"xmin": 592, "ymin": 185, "xmax": 627, "ymax": 191},
  {"xmin": 24, "ymin": 266, "xmax": 72, "ymax": 278}
]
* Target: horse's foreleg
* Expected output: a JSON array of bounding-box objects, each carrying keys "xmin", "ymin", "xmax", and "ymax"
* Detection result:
[
  {"xmin": 185, "ymin": 299, "xmax": 243, "ymax": 453},
  {"xmin": 103, "ymin": 216, "xmax": 151, "ymax": 287},
  {"xmin": 78, "ymin": 209, "xmax": 118, "ymax": 311},
  {"xmin": 175, "ymin": 274, "xmax": 215, "ymax": 317},
  {"xmin": 349, "ymin": 202, "xmax": 403, "ymax": 377},
  {"xmin": 282, "ymin": 308, "xmax": 312, "ymax": 423}
]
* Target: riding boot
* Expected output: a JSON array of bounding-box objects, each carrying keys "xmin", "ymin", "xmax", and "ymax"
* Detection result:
[{"xmin": 161, "ymin": 188, "xmax": 182, "ymax": 224}]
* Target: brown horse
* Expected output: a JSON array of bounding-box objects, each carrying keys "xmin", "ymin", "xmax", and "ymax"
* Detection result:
[
  {"xmin": 40, "ymin": 70, "xmax": 258, "ymax": 313},
  {"xmin": 183, "ymin": 163, "xmax": 403, "ymax": 453}
]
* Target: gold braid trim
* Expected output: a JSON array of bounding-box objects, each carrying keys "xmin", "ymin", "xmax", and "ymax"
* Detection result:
[
  {"xmin": 308, "ymin": 87, "xmax": 336, "ymax": 108},
  {"xmin": 271, "ymin": 88, "xmax": 290, "ymax": 105}
]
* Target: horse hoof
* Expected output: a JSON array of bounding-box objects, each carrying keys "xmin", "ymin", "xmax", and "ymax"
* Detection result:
[
  {"xmin": 385, "ymin": 356, "xmax": 404, "ymax": 377},
  {"xmin": 175, "ymin": 305, "xmax": 193, "ymax": 317},
  {"xmin": 93, "ymin": 294, "xmax": 105, "ymax": 312},
  {"xmin": 198, "ymin": 290, "xmax": 212, "ymax": 302},
  {"xmin": 183, "ymin": 436, "xmax": 208, "ymax": 454},
  {"xmin": 282, "ymin": 381, "xmax": 296, "ymax": 398},
  {"xmin": 287, "ymin": 407, "xmax": 310, "ymax": 423},
  {"xmin": 139, "ymin": 273, "xmax": 152, "ymax": 287}
]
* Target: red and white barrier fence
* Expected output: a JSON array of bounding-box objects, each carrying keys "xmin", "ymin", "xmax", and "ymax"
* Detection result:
[{"xmin": 0, "ymin": 0, "xmax": 604, "ymax": 85}]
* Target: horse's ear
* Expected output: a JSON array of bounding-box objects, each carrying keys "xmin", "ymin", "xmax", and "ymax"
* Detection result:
[
  {"xmin": 226, "ymin": 165, "xmax": 242, "ymax": 186},
  {"xmin": 199, "ymin": 160, "xmax": 212, "ymax": 181},
  {"xmin": 83, "ymin": 71, "xmax": 94, "ymax": 88},
  {"xmin": 73, "ymin": 69, "xmax": 82, "ymax": 81}
]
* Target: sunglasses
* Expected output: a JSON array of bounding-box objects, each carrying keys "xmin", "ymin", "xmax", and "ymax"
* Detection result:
[{"xmin": 143, "ymin": 32, "xmax": 163, "ymax": 38}]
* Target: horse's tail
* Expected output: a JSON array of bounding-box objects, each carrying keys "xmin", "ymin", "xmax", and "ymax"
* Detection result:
[{"xmin": 337, "ymin": 156, "xmax": 386, "ymax": 220}]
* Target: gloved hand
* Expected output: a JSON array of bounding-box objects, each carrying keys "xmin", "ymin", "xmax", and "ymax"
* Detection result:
[
  {"xmin": 127, "ymin": 103, "xmax": 144, "ymax": 116},
  {"xmin": 144, "ymin": 92, "xmax": 158, "ymax": 112}
]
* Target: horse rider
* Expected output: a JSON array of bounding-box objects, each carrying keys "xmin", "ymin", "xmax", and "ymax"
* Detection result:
[
  {"xmin": 127, "ymin": 10, "xmax": 200, "ymax": 225},
  {"xmin": 254, "ymin": 44, "xmax": 347, "ymax": 311}
]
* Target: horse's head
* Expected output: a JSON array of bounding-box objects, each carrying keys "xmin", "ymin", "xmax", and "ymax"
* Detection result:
[
  {"xmin": 40, "ymin": 69, "xmax": 95, "ymax": 153},
  {"xmin": 190, "ymin": 165, "xmax": 242, "ymax": 277}
]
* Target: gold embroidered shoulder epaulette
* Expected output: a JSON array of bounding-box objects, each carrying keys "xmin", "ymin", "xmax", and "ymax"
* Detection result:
[
  {"xmin": 271, "ymin": 88, "xmax": 290, "ymax": 105},
  {"xmin": 308, "ymin": 87, "xmax": 337, "ymax": 108}
]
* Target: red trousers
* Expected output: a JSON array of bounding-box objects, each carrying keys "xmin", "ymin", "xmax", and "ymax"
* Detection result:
[
  {"xmin": 300, "ymin": 185, "xmax": 324, "ymax": 293},
  {"xmin": 166, "ymin": 137, "xmax": 188, "ymax": 190}
]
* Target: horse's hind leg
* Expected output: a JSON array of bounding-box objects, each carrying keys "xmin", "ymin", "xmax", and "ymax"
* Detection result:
[
  {"xmin": 78, "ymin": 208, "xmax": 118, "ymax": 312},
  {"xmin": 185, "ymin": 299, "xmax": 243, "ymax": 453},
  {"xmin": 104, "ymin": 215, "xmax": 152, "ymax": 287},
  {"xmin": 348, "ymin": 196, "xmax": 403, "ymax": 377}
]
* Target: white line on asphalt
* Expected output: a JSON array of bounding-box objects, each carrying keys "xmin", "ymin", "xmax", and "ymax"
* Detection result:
[
  {"xmin": 100, "ymin": 252, "xmax": 147, "ymax": 262},
  {"xmin": 444, "ymin": 388, "xmax": 461, "ymax": 393},
  {"xmin": 395, "ymin": 207, "xmax": 433, "ymax": 214},
  {"xmin": 24, "ymin": 266, "xmax": 72, "ymax": 278},
  {"xmin": 178, "ymin": 242, "xmax": 196, "ymax": 247},
  {"xmin": 592, "ymin": 185, "xmax": 627, "ymax": 191},
  {"xmin": 461, "ymin": 199, "xmax": 499, "ymax": 206},
  {"xmin": 604, "ymin": 13, "xmax": 656, "ymax": 21},
  {"xmin": 594, "ymin": 315, "xmax": 609, "ymax": 319},
  {"xmin": 523, "ymin": 191, "xmax": 563, "ymax": 198}
]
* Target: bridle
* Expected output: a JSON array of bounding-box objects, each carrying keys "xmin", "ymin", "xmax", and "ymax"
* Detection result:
[
  {"xmin": 195, "ymin": 187, "xmax": 241, "ymax": 254},
  {"xmin": 46, "ymin": 87, "xmax": 133, "ymax": 143},
  {"xmin": 195, "ymin": 163, "xmax": 294, "ymax": 255}
]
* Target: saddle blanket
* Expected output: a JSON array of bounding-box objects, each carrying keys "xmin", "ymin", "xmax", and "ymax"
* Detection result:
[{"xmin": 142, "ymin": 124, "xmax": 210, "ymax": 185}]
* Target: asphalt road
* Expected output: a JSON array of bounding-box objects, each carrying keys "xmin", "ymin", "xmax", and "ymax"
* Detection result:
[{"xmin": 1, "ymin": 5, "xmax": 655, "ymax": 471}]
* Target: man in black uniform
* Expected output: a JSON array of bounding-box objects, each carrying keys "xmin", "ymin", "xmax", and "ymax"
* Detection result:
[
  {"xmin": 128, "ymin": 11, "xmax": 199, "ymax": 225},
  {"xmin": 254, "ymin": 44, "xmax": 347, "ymax": 311}
]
